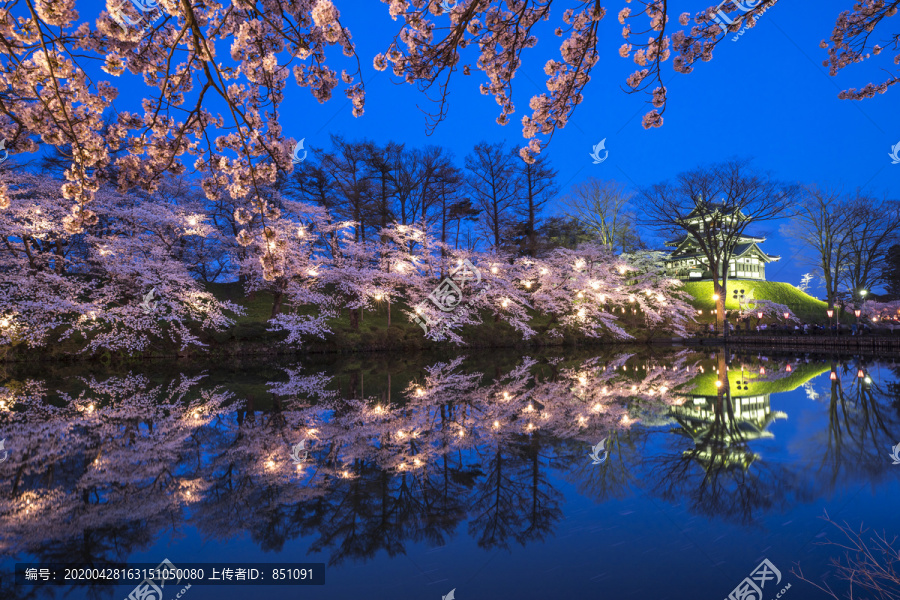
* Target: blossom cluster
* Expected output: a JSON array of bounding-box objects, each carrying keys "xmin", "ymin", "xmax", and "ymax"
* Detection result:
[{"xmin": 233, "ymin": 192, "xmax": 697, "ymax": 345}]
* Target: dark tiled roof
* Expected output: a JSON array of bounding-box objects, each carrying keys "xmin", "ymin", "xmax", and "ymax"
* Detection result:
[
  {"xmin": 686, "ymin": 202, "xmax": 743, "ymax": 219},
  {"xmin": 733, "ymin": 243, "xmax": 779, "ymax": 261},
  {"xmin": 665, "ymin": 233, "xmax": 766, "ymax": 246},
  {"xmin": 666, "ymin": 242, "xmax": 780, "ymax": 262},
  {"xmin": 664, "ymin": 235, "xmax": 688, "ymax": 246}
]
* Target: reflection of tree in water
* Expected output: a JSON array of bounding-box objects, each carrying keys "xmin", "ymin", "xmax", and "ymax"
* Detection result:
[
  {"xmin": 468, "ymin": 436, "xmax": 563, "ymax": 551},
  {"xmin": 644, "ymin": 351, "xmax": 812, "ymax": 525},
  {"xmin": 7, "ymin": 348, "xmax": 884, "ymax": 595},
  {"xmin": 805, "ymin": 359, "xmax": 900, "ymax": 489},
  {"xmin": 0, "ymin": 374, "xmax": 236, "ymax": 600},
  {"xmin": 562, "ymin": 355, "xmax": 698, "ymax": 504}
]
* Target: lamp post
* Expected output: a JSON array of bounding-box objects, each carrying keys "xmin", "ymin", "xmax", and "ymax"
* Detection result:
[
  {"xmin": 827, "ymin": 308, "xmax": 834, "ymax": 336},
  {"xmin": 854, "ymin": 308, "xmax": 861, "ymax": 335},
  {"xmin": 756, "ymin": 310, "xmax": 764, "ymax": 333}
]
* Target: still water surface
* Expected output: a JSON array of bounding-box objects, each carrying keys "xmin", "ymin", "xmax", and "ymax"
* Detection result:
[{"xmin": 1, "ymin": 347, "xmax": 898, "ymax": 600}]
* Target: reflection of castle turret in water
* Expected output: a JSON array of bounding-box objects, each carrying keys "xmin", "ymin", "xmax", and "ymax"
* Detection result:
[{"xmin": 668, "ymin": 391, "xmax": 787, "ymax": 470}]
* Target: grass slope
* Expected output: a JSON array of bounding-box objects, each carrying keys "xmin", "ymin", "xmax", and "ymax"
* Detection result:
[
  {"xmin": 202, "ymin": 281, "xmax": 681, "ymax": 355},
  {"xmin": 680, "ymin": 280, "xmax": 839, "ymax": 324},
  {"xmin": 683, "ymin": 361, "xmax": 829, "ymax": 396}
]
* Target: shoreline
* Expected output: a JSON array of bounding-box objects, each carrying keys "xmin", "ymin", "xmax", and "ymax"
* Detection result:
[{"xmin": 4, "ymin": 332, "xmax": 900, "ymax": 364}]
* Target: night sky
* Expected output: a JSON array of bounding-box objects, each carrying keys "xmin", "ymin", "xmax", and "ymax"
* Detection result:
[{"xmin": 64, "ymin": 1, "xmax": 900, "ymax": 295}]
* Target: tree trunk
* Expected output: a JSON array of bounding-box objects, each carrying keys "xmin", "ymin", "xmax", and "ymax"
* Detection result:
[
  {"xmin": 270, "ymin": 289, "xmax": 284, "ymax": 319},
  {"xmin": 350, "ymin": 308, "xmax": 359, "ymax": 331},
  {"xmin": 717, "ymin": 350, "xmax": 728, "ymax": 393},
  {"xmin": 387, "ymin": 298, "xmax": 391, "ymax": 326},
  {"xmin": 713, "ymin": 279, "xmax": 726, "ymax": 338}
]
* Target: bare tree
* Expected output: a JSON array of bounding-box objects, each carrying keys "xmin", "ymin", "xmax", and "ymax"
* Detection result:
[
  {"xmin": 516, "ymin": 153, "xmax": 557, "ymax": 256},
  {"xmin": 389, "ymin": 149, "xmax": 421, "ymax": 226},
  {"xmin": 319, "ymin": 135, "xmax": 374, "ymax": 241},
  {"xmin": 287, "ymin": 159, "xmax": 339, "ymax": 215},
  {"xmin": 434, "ymin": 167, "xmax": 471, "ymax": 247},
  {"xmin": 794, "ymin": 512, "xmax": 900, "ymax": 600},
  {"xmin": 639, "ymin": 159, "xmax": 798, "ymax": 335},
  {"xmin": 561, "ymin": 179, "xmax": 642, "ymax": 253},
  {"xmin": 844, "ymin": 194, "xmax": 900, "ymax": 298},
  {"xmin": 782, "ymin": 187, "xmax": 863, "ymax": 309},
  {"xmin": 465, "ymin": 141, "xmax": 523, "ymax": 250},
  {"xmin": 410, "ymin": 145, "xmax": 455, "ymax": 227},
  {"xmin": 448, "ymin": 197, "xmax": 481, "ymax": 250},
  {"xmin": 363, "ymin": 140, "xmax": 403, "ymax": 230}
]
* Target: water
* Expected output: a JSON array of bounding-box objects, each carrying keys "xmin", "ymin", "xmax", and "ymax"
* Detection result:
[{"xmin": 1, "ymin": 347, "xmax": 898, "ymax": 600}]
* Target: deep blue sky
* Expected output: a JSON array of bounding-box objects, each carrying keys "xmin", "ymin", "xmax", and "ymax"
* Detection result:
[
  {"xmin": 274, "ymin": 0, "xmax": 899, "ymax": 297},
  {"xmin": 73, "ymin": 1, "xmax": 900, "ymax": 296}
]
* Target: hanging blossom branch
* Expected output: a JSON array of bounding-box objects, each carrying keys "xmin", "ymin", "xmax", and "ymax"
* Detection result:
[
  {"xmin": 823, "ymin": 0, "xmax": 900, "ymax": 99},
  {"xmin": 618, "ymin": 0, "xmax": 670, "ymax": 129},
  {"xmin": 3, "ymin": 0, "xmax": 897, "ymax": 205},
  {"xmin": 622, "ymin": 0, "xmax": 779, "ymax": 128},
  {"xmin": 376, "ymin": 0, "xmax": 602, "ymax": 163},
  {"xmin": 0, "ymin": 0, "xmax": 365, "ymax": 269}
]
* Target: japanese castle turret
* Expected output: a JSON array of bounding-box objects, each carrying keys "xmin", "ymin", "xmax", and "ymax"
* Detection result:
[{"xmin": 664, "ymin": 200, "xmax": 780, "ymax": 281}]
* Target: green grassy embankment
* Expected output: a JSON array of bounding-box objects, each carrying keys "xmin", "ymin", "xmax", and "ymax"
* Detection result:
[
  {"xmin": 679, "ymin": 280, "xmax": 843, "ymax": 326},
  {"xmin": 198, "ymin": 281, "xmax": 672, "ymax": 357},
  {"xmin": 4, "ymin": 280, "xmax": 840, "ymax": 363}
]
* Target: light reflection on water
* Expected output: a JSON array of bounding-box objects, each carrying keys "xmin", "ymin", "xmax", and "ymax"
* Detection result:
[{"xmin": 0, "ymin": 348, "xmax": 898, "ymax": 599}]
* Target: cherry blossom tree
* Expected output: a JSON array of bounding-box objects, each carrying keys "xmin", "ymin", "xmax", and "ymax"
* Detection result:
[
  {"xmin": 398, "ymin": 238, "xmax": 695, "ymax": 344},
  {"xmin": 0, "ymin": 170, "xmax": 242, "ymax": 353},
  {"xmin": 860, "ymin": 299, "xmax": 900, "ymax": 326},
  {"xmin": 0, "ymin": 0, "xmax": 887, "ymax": 234}
]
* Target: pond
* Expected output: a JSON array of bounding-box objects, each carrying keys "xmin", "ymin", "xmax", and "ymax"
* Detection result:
[{"xmin": 1, "ymin": 347, "xmax": 898, "ymax": 600}]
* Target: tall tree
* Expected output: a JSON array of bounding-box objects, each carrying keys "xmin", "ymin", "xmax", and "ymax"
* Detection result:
[
  {"xmin": 639, "ymin": 159, "xmax": 798, "ymax": 335},
  {"xmin": 561, "ymin": 179, "xmax": 642, "ymax": 253},
  {"xmin": 782, "ymin": 187, "xmax": 864, "ymax": 309},
  {"xmin": 287, "ymin": 158, "xmax": 340, "ymax": 215},
  {"xmin": 883, "ymin": 244, "xmax": 900, "ymax": 300},
  {"xmin": 319, "ymin": 136, "xmax": 374, "ymax": 242},
  {"xmin": 410, "ymin": 145, "xmax": 455, "ymax": 227},
  {"xmin": 516, "ymin": 154, "xmax": 557, "ymax": 256},
  {"xmin": 363, "ymin": 140, "xmax": 403, "ymax": 230},
  {"xmin": 465, "ymin": 141, "xmax": 523, "ymax": 250},
  {"xmin": 447, "ymin": 197, "xmax": 481, "ymax": 250},
  {"xmin": 434, "ymin": 166, "xmax": 467, "ymax": 246},
  {"xmin": 843, "ymin": 194, "xmax": 900, "ymax": 298}
]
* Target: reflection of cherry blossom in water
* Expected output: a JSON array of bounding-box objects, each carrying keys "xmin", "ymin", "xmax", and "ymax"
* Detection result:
[{"xmin": 2, "ymin": 352, "xmax": 891, "ymax": 570}]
